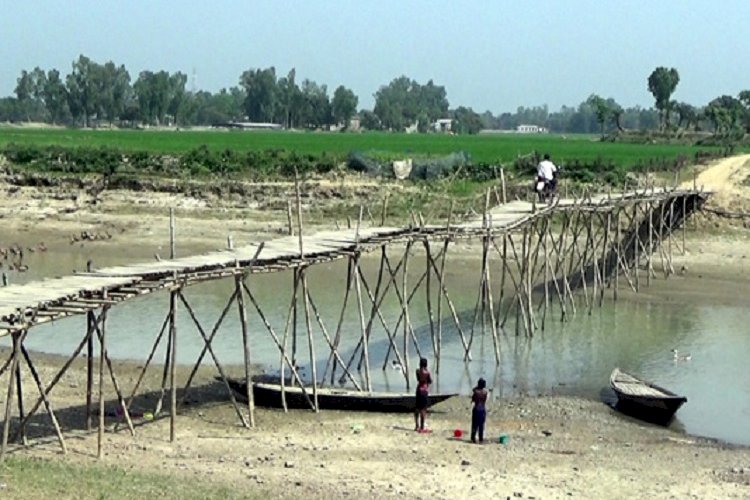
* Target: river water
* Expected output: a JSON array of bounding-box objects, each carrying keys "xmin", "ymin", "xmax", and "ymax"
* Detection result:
[{"xmin": 1, "ymin": 237, "xmax": 748, "ymax": 446}]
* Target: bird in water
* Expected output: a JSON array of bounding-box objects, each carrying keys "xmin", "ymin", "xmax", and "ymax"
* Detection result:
[
  {"xmin": 672, "ymin": 349, "xmax": 692, "ymax": 361},
  {"xmin": 391, "ymin": 360, "xmax": 403, "ymax": 370}
]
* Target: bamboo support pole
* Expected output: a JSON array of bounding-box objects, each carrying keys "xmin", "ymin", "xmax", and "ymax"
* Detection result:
[
  {"xmin": 524, "ymin": 226, "xmax": 534, "ymax": 335},
  {"xmin": 424, "ymin": 240, "xmax": 437, "ymax": 359},
  {"xmin": 1, "ymin": 329, "xmax": 24, "ymax": 461},
  {"xmin": 280, "ymin": 270, "xmax": 303, "ymax": 412},
  {"xmin": 435, "ymin": 238, "xmax": 449, "ymax": 369},
  {"xmin": 169, "ymin": 208, "xmax": 175, "ymax": 259},
  {"xmin": 402, "ymin": 241, "xmax": 411, "ymax": 390},
  {"xmin": 169, "ymin": 286, "xmax": 178, "ymax": 442},
  {"xmin": 235, "ymin": 274, "xmax": 255, "ymax": 426},
  {"xmin": 97, "ymin": 306, "xmax": 106, "ymax": 459},
  {"xmin": 353, "ymin": 255, "xmax": 371, "ymax": 392},
  {"xmin": 14, "ymin": 352, "xmax": 25, "ymax": 446},
  {"xmin": 301, "ymin": 269, "xmax": 319, "ymax": 409},
  {"xmin": 599, "ymin": 212, "xmax": 611, "ymax": 306},
  {"xmin": 483, "ymin": 231, "xmax": 501, "ymax": 362},
  {"xmin": 86, "ymin": 310, "xmax": 94, "ymax": 430}
]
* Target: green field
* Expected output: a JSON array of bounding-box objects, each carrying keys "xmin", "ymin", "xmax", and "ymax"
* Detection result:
[{"xmin": 0, "ymin": 127, "xmax": 722, "ymax": 167}]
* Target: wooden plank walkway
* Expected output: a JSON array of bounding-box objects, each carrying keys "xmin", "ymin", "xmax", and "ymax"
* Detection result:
[{"xmin": 0, "ymin": 188, "xmax": 698, "ymax": 334}]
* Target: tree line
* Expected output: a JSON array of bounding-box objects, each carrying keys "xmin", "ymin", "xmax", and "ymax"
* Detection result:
[{"xmin": 2, "ymin": 56, "xmax": 749, "ymax": 137}]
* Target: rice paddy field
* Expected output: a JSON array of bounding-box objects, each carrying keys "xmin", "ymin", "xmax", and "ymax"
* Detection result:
[{"xmin": 0, "ymin": 127, "xmax": 724, "ymax": 168}]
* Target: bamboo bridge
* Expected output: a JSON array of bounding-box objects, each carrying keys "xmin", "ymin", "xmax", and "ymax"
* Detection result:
[{"xmin": 0, "ymin": 186, "xmax": 708, "ymax": 459}]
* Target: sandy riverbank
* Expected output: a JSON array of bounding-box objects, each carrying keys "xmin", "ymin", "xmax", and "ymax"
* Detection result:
[
  {"xmin": 1, "ymin": 157, "xmax": 750, "ymax": 498},
  {"xmin": 0, "ymin": 349, "xmax": 747, "ymax": 500}
]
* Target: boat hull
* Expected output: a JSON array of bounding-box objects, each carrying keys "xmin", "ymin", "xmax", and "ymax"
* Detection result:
[
  {"xmin": 609, "ymin": 368, "xmax": 687, "ymax": 425},
  {"xmin": 225, "ymin": 379, "xmax": 457, "ymax": 413}
]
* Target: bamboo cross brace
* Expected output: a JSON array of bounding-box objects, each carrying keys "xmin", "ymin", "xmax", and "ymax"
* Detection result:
[
  {"xmin": 322, "ymin": 258, "xmax": 354, "ymax": 385},
  {"xmin": 305, "ymin": 292, "xmax": 362, "ymax": 391},
  {"xmin": 90, "ymin": 310, "xmax": 136, "ymax": 437},
  {"xmin": 178, "ymin": 291, "xmax": 249, "ymax": 427},
  {"xmin": 420, "ymin": 241, "xmax": 473, "ymax": 361},
  {"xmin": 354, "ymin": 266, "xmax": 407, "ymax": 375},
  {"xmin": 12, "ymin": 324, "xmax": 92, "ymax": 443},
  {"xmin": 242, "ymin": 281, "xmax": 314, "ymax": 411},
  {"xmin": 181, "ymin": 289, "xmax": 239, "ymax": 397},
  {"xmin": 544, "ymin": 211, "xmax": 576, "ymax": 318},
  {"xmin": 342, "ymin": 253, "xmax": 427, "ymax": 381},
  {"xmin": 20, "ymin": 345, "xmax": 67, "ymax": 454},
  {"xmin": 495, "ymin": 233, "xmax": 532, "ymax": 335},
  {"xmin": 125, "ymin": 309, "xmax": 171, "ymax": 411}
]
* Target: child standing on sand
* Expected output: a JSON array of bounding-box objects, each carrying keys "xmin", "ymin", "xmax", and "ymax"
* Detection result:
[
  {"xmin": 414, "ymin": 358, "xmax": 432, "ymax": 432},
  {"xmin": 471, "ymin": 378, "xmax": 488, "ymax": 443}
]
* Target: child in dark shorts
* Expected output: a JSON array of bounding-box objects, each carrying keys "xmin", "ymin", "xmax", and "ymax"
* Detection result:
[{"xmin": 471, "ymin": 378, "xmax": 488, "ymax": 443}]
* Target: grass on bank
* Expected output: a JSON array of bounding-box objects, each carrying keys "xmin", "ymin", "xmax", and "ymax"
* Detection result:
[{"xmin": 0, "ymin": 455, "xmax": 267, "ymax": 500}]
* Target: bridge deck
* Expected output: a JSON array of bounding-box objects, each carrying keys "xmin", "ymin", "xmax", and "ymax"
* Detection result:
[{"xmin": 0, "ymin": 188, "xmax": 698, "ymax": 333}]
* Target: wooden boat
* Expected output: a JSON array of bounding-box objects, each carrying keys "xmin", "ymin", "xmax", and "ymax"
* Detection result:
[
  {"xmin": 609, "ymin": 368, "xmax": 687, "ymax": 424},
  {"xmin": 223, "ymin": 378, "xmax": 457, "ymax": 413}
]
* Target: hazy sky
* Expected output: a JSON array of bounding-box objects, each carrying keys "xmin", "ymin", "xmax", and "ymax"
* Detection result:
[{"xmin": 2, "ymin": 1, "xmax": 749, "ymax": 113}]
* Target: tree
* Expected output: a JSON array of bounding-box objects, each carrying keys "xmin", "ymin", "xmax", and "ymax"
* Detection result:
[
  {"xmin": 673, "ymin": 102, "xmax": 697, "ymax": 130},
  {"xmin": 97, "ymin": 62, "xmax": 131, "ymax": 125},
  {"xmin": 705, "ymin": 95, "xmax": 744, "ymax": 134},
  {"xmin": 167, "ymin": 72, "xmax": 187, "ymax": 125},
  {"xmin": 240, "ymin": 67, "xmax": 278, "ymax": 122},
  {"xmin": 331, "ymin": 85, "xmax": 358, "ymax": 128},
  {"xmin": 452, "ymin": 106, "xmax": 483, "ymax": 134},
  {"xmin": 647, "ymin": 67, "xmax": 680, "ymax": 130},
  {"xmin": 43, "ymin": 69, "xmax": 70, "ymax": 124},
  {"xmin": 373, "ymin": 76, "xmax": 449, "ymax": 132},
  {"xmin": 276, "ymin": 68, "xmax": 301, "ymax": 128},
  {"xmin": 359, "ymin": 109, "xmax": 381, "ymax": 130},
  {"xmin": 374, "ymin": 76, "xmax": 411, "ymax": 131},
  {"xmin": 14, "ymin": 67, "xmax": 47, "ymax": 121},
  {"xmin": 66, "ymin": 55, "xmax": 101, "ymax": 127},
  {"xmin": 298, "ymin": 79, "xmax": 331, "ymax": 128},
  {"xmin": 586, "ymin": 94, "xmax": 611, "ymax": 135}
]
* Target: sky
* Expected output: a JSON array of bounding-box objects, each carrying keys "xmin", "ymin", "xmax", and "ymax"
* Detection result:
[{"xmin": 2, "ymin": 0, "xmax": 749, "ymax": 114}]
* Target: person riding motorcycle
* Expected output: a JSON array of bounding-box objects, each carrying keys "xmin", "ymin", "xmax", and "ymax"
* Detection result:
[{"xmin": 535, "ymin": 153, "xmax": 558, "ymax": 202}]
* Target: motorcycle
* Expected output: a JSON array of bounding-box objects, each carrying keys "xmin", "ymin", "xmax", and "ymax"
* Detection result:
[{"xmin": 534, "ymin": 175, "xmax": 558, "ymax": 204}]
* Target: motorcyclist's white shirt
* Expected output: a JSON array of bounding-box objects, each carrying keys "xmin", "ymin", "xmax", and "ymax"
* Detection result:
[{"xmin": 537, "ymin": 160, "xmax": 557, "ymax": 181}]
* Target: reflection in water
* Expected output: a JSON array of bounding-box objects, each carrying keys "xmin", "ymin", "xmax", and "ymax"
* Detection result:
[{"xmin": 0, "ymin": 243, "xmax": 748, "ymax": 446}]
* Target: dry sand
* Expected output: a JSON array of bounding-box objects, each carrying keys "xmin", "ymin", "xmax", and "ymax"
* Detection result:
[{"xmin": 1, "ymin": 157, "xmax": 750, "ymax": 499}]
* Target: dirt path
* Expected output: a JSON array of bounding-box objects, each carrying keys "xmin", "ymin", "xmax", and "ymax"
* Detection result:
[{"xmin": 683, "ymin": 154, "xmax": 750, "ymax": 212}]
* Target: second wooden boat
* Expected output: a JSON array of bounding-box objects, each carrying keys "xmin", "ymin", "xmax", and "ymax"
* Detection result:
[{"xmin": 609, "ymin": 367, "xmax": 687, "ymax": 424}]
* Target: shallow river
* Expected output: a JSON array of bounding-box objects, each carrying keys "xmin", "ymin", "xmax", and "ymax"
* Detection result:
[{"xmin": 1, "ymin": 237, "xmax": 749, "ymax": 446}]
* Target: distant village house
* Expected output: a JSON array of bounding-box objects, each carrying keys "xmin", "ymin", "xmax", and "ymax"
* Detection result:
[
  {"xmin": 516, "ymin": 124, "xmax": 548, "ymax": 134},
  {"xmin": 433, "ymin": 118, "xmax": 453, "ymax": 133}
]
